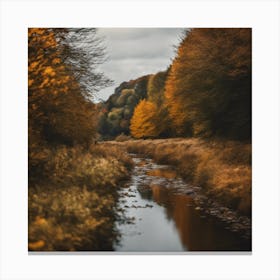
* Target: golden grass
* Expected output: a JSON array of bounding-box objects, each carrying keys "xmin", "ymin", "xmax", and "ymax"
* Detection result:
[
  {"xmin": 115, "ymin": 138, "xmax": 251, "ymax": 216},
  {"xmin": 114, "ymin": 133, "xmax": 132, "ymax": 142},
  {"xmin": 29, "ymin": 143, "xmax": 133, "ymax": 251},
  {"xmin": 29, "ymin": 185, "xmax": 115, "ymax": 251}
]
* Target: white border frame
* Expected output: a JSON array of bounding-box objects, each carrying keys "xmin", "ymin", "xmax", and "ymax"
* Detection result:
[{"xmin": 1, "ymin": 0, "xmax": 280, "ymax": 279}]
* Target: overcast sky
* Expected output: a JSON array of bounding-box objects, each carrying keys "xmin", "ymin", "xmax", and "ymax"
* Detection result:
[{"xmin": 96, "ymin": 28, "xmax": 184, "ymax": 101}]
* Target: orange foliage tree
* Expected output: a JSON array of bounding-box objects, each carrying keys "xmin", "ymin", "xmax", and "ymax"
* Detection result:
[
  {"xmin": 146, "ymin": 70, "xmax": 172, "ymax": 137},
  {"xmin": 165, "ymin": 28, "xmax": 251, "ymax": 140},
  {"xmin": 28, "ymin": 28, "xmax": 110, "ymax": 146},
  {"xmin": 28, "ymin": 28, "xmax": 110, "ymax": 179},
  {"xmin": 130, "ymin": 100, "xmax": 158, "ymax": 138}
]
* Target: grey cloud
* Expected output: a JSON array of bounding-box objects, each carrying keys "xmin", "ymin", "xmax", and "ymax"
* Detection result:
[
  {"xmin": 96, "ymin": 28, "xmax": 184, "ymax": 100},
  {"xmin": 99, "ymin": 28, "xmax": 183, "ymax": 41}
]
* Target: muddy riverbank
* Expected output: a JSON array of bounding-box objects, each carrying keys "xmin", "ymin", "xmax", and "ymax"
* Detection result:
[{"xmin": 114, "ymin": 154, "xmax": 251, "ymax": 251}]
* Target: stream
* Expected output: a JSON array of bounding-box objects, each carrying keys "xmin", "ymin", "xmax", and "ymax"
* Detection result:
[{"xmin": 114, "ymin": 155, "xmax": 251, "ymax": 252}]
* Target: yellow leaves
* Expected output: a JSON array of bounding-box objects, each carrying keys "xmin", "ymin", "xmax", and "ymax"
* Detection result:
[
  {"xmin": 29, "ymin": 28, "xmax": 57, "ymax": 49},
  {"xmin": 39, "ymin": 77, "xmax": 50, "ymax": 89},
  {"xmin": 28, "ymin": 28, "xmax": 101, "ymax": 148},
  {"xmin": 44, "ymin": 66, "xmax": 56, "ymax": 77},
  {"xmin": 29, "ymin": 28, "xmax": 45, "ymax": 36},
  {"xmin": 130, "ymin": 100, "xmax": 158, "ymax": 138},
  {"xmin": 44, "ymin": 37, "xmax": 57, "ymax": 48},
  {"xmin": 165, "ymin": 75, "xmax": 188, "ymax": 134},
  {"xmin": 28, "ymin": 240, "xmax": 45, "ymax": 250},
  {"xmin": 164, "ymin": 28, "xmax": 251, "ymax": 138},
  {"xmin": 62, "ymin": 75, "xmax": 70, "ymax": 83},
  {"xmin": 34, "ymin": 216, "xmax": 47, "ymax": 226},
  {"xmin": 28, "ymin": 79, "xmax": 34, "ymax": 87},
  {"xmin": 52, "ymin": 58, "xmax": 61, "ymax": 65},
  {"xmin": 30, "ymin": 61, "xmax": 39, "ymax": 70},
  {"xmin": 84, "ymin": 217, "xmax": 105, "ymax": 229},
  {"xmin": 28, "ymin": 216, "xmax": 47, "ymax": 250}
]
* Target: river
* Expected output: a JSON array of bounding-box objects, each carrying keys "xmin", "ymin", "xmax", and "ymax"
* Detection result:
[{"xmin": 114, "ymin": 155, "xmax": 251, "ymax": 252}]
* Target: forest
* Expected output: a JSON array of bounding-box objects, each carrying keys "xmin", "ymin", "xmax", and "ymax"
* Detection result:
[
  {"xmin": 99, "ymin": 29, "xmax": 251, "ymax": 141},
  {"xmin": 28, "ymin": 28, "xmax": 251, "ymax": 251}
]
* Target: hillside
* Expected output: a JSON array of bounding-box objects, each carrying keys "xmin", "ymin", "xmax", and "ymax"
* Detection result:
[
  {"xmin": 98, "ymin": 29, "xmax": 251, "ymax": 142},
  {"xmin": 98, "ymin": 75, "xmax": 151, "ymax": 138}
]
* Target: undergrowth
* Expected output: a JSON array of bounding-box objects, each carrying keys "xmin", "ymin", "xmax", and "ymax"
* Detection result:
[
  {"xmin": 118, "ymin": 138, "xmax": 251, "ymax": 216},
  {"xmin": 28, "ymin": 143, "xmax": 133, "ymax": 251}
]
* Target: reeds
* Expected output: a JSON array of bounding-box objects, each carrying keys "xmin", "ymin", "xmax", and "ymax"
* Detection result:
[
  {"xmin": 123, "ymin": 138, "xmax": 251, "ymax": 216},
  {"xmin": 28, "ymin": 143, "xmax": 133, "ymax": 251}
]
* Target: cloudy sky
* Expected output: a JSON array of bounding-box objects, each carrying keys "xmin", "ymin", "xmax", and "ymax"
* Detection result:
[{"xmin": 96, "ymin": 28, "xmax": 184, "ymax": 101}]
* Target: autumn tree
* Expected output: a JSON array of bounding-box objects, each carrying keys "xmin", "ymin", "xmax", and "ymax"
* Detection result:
[
  {"xmin": 130, "ymin": 100, "xmax": 158, "ymax": 138},
  {"xmin": 124, "ymin": 70, "xmax": 172, "ymax": 139},
  {"xmin": 98, "ymin": 75, "xmax": 150, "ymax": 138},
  {"xmin": 28, "ymin": 28, "xmax": 111, "ymax": 179},
  {"xmin": 28, "ymin": 28, "xmax": 110, "ymax": 146},
  {"xmin": 145, "ymin": 70, "xmax": 172, "ymax": 137},
  {"xmin": 147, "ymin": 71, "xmax": 168, "ymax": 105},
  {"xmin": 165, "ymin": 28, "xmax": 252, "ymax": 140},
  {"xmin": 54, "ymin": 28, "xmax": 112, "ymax": 98}
]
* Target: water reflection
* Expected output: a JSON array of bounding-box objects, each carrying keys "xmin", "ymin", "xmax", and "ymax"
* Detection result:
[
  {"xmin": 150, "ymin": 184, "xmax": 250, "ymax": 251},
  {"xmin": 146, "ymin": 168, "xmax": 177, "ymax": 179},
  {"xmin": 115, "ymin": 157, "xmax": 251, "ymax": 252}
]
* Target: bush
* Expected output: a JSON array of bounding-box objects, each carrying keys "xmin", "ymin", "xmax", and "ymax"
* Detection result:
[
  {"xmin": 29, "ymin": 185, "xmax": 116, "ymax": 251},
  {"xmin": 123, "ymin": 138, "xmax": 251, "ymax": 216},
  {"xmin": 28, "ymin": 143, "xmax": 133, "ymax": 251},
  {"xmin": 115, "ymin": 133, "xmax": 132, "ymax": 142}
]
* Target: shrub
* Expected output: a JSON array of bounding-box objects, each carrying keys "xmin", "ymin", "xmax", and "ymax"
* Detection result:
[
  {"xmin": 115, "ymin": 133, "xmax": 132, "ymax": 142},
  {"xmin": 122, "ymin": 138, "xmax": 251, "ymax": 216},
  {"xmin": 28, "ymin": 143, "xmax": 133, "ymax": 251}
]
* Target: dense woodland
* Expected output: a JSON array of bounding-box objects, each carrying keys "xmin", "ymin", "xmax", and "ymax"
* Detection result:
[
  {"xmin": 99, "ymin": 28, "xmax": 251, "ymax": 141},
  {"xmin": 28, "ymin": 28, "xmax": 251, "ymax": 251}
]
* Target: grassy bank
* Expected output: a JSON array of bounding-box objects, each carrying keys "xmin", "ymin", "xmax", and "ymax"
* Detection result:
[
  {"xmin": 113, "ymin": 138, "xmax": 251, "ymax": 216},
  {"xmin": 28, "ymin": 143, "xmax": 133, "ymax": 251}
]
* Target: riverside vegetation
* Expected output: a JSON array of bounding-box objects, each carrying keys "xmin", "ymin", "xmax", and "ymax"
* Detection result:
[
  {"xmin": 28, "ymin": 28, "xmax": 133, "ymax": 251},
  {"xmin": 29, "ymin": 28, "xmax": 251, "ymax": 251},
  {"xmin": 29, "ymin": 144, "xmax": 133, "ymax": 251},
  {"xmin": 114, "ymin": 138, "xmax": 251, "ymax": 216},
  {"xmin": 99, "ymin": 28, "xmax": 251, "ymax": 216}
]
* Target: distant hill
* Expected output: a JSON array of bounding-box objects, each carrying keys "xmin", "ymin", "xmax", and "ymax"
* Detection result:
[
  {"xmin": 98, "ymin": 29, "xmax": 251, "ymax": 142},
  {"xmin": 98, "ymin": 75, "xmax": 151, "ymax": 138}
]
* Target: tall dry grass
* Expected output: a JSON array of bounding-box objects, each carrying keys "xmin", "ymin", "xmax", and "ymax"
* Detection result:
[
  {"xmin": 121, "ymin": 138, "xmax": 251, "ymax": 216},
  {"xmin": 29, "ymin": 143, "xmax": 133, "ymax": 251}
]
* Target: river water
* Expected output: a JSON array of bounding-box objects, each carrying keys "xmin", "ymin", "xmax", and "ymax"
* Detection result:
[{"xmin": 114, "ymin": 155, "xmax": 251, "ymax": 252}]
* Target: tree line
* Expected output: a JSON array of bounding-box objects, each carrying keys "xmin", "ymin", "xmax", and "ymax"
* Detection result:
[
  {"xmin": 100, "ymin": 28, "xmax": 252, "ymax": 142},
  {"xmin": 28, "ymin": 28, "xmax": 110, "ymax": 180}
]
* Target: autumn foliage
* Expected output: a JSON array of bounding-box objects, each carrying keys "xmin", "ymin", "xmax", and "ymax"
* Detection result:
[
  {"xmin": 130, "ymin": 100, "xmax": 158, "ymax": 138},
  {"xmin": 165, "ymin": 28, "xmax": 251, "ymax": 140},
  {"xmin": 28, "ymin": 29, "xmax": 133, "ymax": 251},
  {"xmin": 119, "ymin": 29, "xmax": 252, "ymax": 141},
  {"xmin": 28, "ymin": 28, "xmax": 113, "ymax": 182},
  {"xmin": 129, "ymin": 70, "xmax": 172, "ymax": 139},
  {"xmin": 98, "ymin": 75, "xmax": 150, "ymax": 138},
  {"xmin": 124, "ymin": 138, "xmax": 251, "ymax": 216},
  {"xmin": 28, "ymin": 28, "xmax": 104, "ymax": 147}
]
